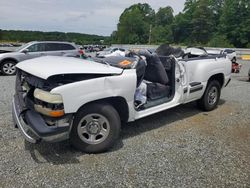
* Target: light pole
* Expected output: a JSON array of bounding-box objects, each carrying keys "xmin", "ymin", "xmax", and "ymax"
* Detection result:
[{"xmin": 148, "ymin": 24, "xmax": 152, "ymax": 44}]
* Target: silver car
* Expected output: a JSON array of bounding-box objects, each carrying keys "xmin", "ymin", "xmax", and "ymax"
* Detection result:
[{"xmin": 0, "ymin": 41, "xmax": 80, "ymax": 75}]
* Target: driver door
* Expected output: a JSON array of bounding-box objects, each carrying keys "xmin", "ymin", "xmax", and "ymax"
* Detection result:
[{"xmin": 19, "ymin": 43, "xmax": 46, "ymax": 61}]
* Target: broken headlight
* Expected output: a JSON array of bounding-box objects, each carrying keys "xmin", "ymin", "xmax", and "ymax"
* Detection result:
[{"xmin": 33, "ymin": 88, "xmax": 64, "ymax": 117}]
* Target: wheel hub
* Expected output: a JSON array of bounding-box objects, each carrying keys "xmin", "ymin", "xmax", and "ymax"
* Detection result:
[
  {"xmin": 77, "ymin": 113, "xmax": 110, "ymax": 145},
  {"xmin": 87, "ymin": 121, "xmax": 101, "ymax": 134},
  {"xmin": 3, "ymin": 63, "xmax": 16, "ymax": 74},
  {"xmin": 208, "ymin": 86, "xmax": 218, "ymax": 105}
]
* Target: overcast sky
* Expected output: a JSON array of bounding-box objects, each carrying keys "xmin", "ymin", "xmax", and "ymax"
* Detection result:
[{"xmin": 0, "ymin": 0, "xmax": 185, "ymax": 36}]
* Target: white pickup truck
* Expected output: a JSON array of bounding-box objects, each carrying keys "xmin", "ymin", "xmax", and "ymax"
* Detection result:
[{"xmin": 12, "ymin": 51, "xmax": 231, "ymax": 153}]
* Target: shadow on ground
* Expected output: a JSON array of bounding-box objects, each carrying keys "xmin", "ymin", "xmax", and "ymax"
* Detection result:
[{"xmin": 24, "ymin": 100, "xmax": 226, "ymax": 164}]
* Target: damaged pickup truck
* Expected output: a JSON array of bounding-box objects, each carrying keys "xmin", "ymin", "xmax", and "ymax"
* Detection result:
[{"xmin": 12, "ymin": 50, "xmax": 231, "ymax": 153}]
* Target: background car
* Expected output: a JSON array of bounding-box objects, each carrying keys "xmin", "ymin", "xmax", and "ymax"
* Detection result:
[
  {"xmin": 221, "ymin": 49, "xmax": 237, "ymax": 63},
  {"xmin": 0, "ymin": 41, "xmax": 80, "ymax": 75},
  {"xmin": 96, "ymin": 47, "xmax": 125, "ymax": 57}
]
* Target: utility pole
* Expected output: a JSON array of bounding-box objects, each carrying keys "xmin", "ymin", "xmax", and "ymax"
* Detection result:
[{"xmin": 148, "ymin": 24, "xmax": 152, "ymax": 45}]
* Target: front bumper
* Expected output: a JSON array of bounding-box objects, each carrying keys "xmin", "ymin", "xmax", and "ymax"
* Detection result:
[{"xmin": 12, "ymin": 95, "xmax": 71, "ymax": 143}]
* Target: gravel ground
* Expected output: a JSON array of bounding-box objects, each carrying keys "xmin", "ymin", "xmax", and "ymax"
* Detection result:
[{"xmin": 0, "ymin": 60, "xmax": 249, "ymax": 188}]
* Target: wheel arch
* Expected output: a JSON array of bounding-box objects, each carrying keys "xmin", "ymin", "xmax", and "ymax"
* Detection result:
[
  {"xmin": 76, "ymin": 96, "xmax": 129, "ymax": 123},
  {"xmin": 0, "ymin": 57, "xmax": 19, "ymax": 65},
  {"xmin": 207, "ymin": 73, "xmax": 224, "ymax": 88}
]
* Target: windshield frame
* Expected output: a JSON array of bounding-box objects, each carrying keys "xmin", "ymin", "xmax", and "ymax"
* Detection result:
[{"xmin": 15, "ymin": 42, "xmax": 33, "ymax": 52}]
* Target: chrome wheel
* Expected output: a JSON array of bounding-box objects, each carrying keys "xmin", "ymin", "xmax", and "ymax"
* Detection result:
[
  {"xmin": 77, "ymin": 113, "xmax": 110, "ymax": 145},
  {"xmin": 2, "ymin": 62, "xmax": 16, "ymax": 75},
  {"xmin": 208, "ymin": 86, "xmax": 218, "ymax": 105}
]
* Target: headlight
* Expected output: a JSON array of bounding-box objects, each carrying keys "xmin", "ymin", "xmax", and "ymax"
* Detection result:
[
  {"xmin": 34, "ymin": 88, "xmax": 63, "ymax": 104},
  {"xmin": 33, "ymin": 88, "xmax": 64, "ymax": 117}
]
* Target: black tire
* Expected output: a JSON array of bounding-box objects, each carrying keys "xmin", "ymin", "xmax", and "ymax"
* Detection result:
[
  {"xmin": 231, "ymin": 57, "xmax": 236, "ymax": 63},
  {"xmin": 0, "ymin": 60, "xmax": 17, "ymax": 75},
  {"xmin": 70, "ymin": 103, "xmax": 121, "ymax": 153},
  {"xmin": 197, "ymin": 80, "xmax": 221, "ymax": 111}
]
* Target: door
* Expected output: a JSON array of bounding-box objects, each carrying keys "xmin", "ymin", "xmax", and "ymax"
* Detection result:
[
  {"xmin": 44, "ymin": 43, "xmax": 64, "ymax": 56},
  {"xmin": 44, "ymin": 43, "xmax": 77, "ymax": 57},
  {"xmin": 175, "ymin": 59, "xmax": 187, "ymax": 102},
  {"xmin": 19, "ymin": 43, "xmax": 46, "ymax": 61}
]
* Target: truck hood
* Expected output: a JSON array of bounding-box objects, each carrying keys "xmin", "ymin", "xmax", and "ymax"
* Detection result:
[{"xmin": 16, "ymin": 56, "xmax": 123, "ymax": 79}]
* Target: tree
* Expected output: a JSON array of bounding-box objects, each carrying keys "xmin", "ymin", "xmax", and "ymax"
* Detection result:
[
  {"xmin": 191, "ymin": 0, "xmax": 214, "ymax": 44},
  {"xmin": 219, "ymin": 0, "xmax": 250, "ymax": 47},
  {"xmin": 150, "ymin": 6, "xmax": 174, "ymax": 44},
  {"xmin": 155, "ymin": 6, "xmax": 174, "ymax": 26},
  {"xmin": 172, "ymin": 0, "xmax": 197, "ymax": 44},
  {"xmin": 116, "ymin": 3, "xmax": 155, "ymax": 44},
  {"xmin": 151, "ymin": 25, "xmax": 173, "ymax": 44}
]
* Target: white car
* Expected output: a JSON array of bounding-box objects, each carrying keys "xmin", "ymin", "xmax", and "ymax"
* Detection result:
[
  {"xmin": 221, "ymin": 49, "xmax": 237, "ymax": 63},
  {"xmin": 12, "ymin": 52, "xmax": 231, "ymax": 153},
  {"xmin": 96, "ymin": 47, "xmax": 125, "ymax": 57}
]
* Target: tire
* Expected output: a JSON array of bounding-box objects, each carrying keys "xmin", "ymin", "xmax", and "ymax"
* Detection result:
[
  {"xmin": 0, "ymin": 60, "xmax": 17, "ymax": 75},
  {"xmin": 70, "ymin": 103, "xmax": 121, "ymax": 153},
  {"xmin": 231, "ymin": 57, "xmax": 236, "ymax": 63},
  {"xmin": 197, "ymin": 80, "xmax": 221, "ymax": 111}
]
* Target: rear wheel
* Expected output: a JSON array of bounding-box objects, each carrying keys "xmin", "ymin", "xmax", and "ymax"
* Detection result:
[
  {"xmin": 1, "ymin": 60, "xmax": 17, "ymax": 75},
  {"xmin": 197, "ymin": 80, "xmax": 221, "ymax": 111},
  {"xmin": 70, "ymin": 103, "xmax": 121, "ymax": 153},
  {"xmin": 232, "ymin": 57, "xmax": 236, "ymax": 63}
]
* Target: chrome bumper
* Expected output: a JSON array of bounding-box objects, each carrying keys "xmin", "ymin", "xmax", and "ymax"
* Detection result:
[
  {"xmin": 12, "ymin": 96, "xmax": 70, "ymax": 143},
  {"xmin": 12, "ymin": 98, "xmax": 38, "ymax": 143}
]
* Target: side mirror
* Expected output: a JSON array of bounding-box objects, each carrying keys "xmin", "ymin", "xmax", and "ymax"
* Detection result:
[{"xmin": 22, "ymin": 49, "xmax": 29, "ymax": 54}]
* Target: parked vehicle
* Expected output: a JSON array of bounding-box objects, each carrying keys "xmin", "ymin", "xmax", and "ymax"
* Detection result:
[
  {"xmin": 188, "ymin": 47, "xmax": 241, "ymax": 73},
  {"xmin": 219, "ymin": 49, "xmax": 241, "ymax": 73},
  {"xmin": 96, "ymin": 47, "xmax": 125, "ymax": 57},
  {"xmin": 221, "ymin": 49, "xmax": 237, "ymax": 63},
  {"xmin": 0, "ymin": 41, "xmax": 80, "ymax": 75},
  {"xmin": 12, "ymin": 50, "xmax": 231, "ymax": 153},
  {"xmin": 0, "ymin": 50, "xmax": 12, "ymax": 54}
]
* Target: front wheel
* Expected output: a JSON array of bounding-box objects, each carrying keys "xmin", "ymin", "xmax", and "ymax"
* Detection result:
[
  {"xmin": 197, "ymin": 80, "xmax": 221, "ymax": 111},
  {"xmin": 1, "ymin": 60, "xmax": 17, "ymax": 75},
  {"xmin": 70, "ymin": 103, "xmax": 121, "ymax": 153}
]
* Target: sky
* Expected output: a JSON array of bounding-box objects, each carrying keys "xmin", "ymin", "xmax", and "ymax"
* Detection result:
[{"xmin": 0, "ymin": 0, "xmax": 185, "ymax": 36}]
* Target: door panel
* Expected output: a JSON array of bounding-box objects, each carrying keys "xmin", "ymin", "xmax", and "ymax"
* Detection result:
[{"xmin": 19, "ymin": 43, "xmax": 46, "ymax": 61}]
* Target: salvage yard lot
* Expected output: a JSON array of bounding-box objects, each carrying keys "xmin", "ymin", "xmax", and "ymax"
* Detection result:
[{"xmin": 0, "ymin": 60, "xmax": 249, "ymax": 187}]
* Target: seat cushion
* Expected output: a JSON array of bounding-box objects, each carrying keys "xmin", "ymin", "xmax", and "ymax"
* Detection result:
[
  {"xmin": 144, "ymin": 53, "xmax": 169, "ymax": 85},
  {"xmin": 146, "ymin": 82, "xmax": 170, "ymax": 100}
]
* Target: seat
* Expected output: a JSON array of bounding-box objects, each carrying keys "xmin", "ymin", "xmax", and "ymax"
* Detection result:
[
  {"xmin": 146, "ymin": 82, "xmax": 171, "ymax": 100},
  {"xmin": 144, "ymin": 53, "xmax": 169, "ymax": 85},
  {"xmin": 142, "ymin": 53, "xmax": 171, "ymax": 101}
]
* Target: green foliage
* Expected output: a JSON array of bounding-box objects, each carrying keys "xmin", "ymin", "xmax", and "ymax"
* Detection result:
[
  {"xmin": 114, "ymin": 0, "xmax": 249, "ymax": 48},
  {"xmin": 151, "ymin": 25, "xmax": 173, "ymax": 44},
  {"xmin": 191, "ymin": 0, "xmax": 214, "ymax": 44},
  {"xmin": 207, "ymin": 34, "xmax": 234, "ymax": 48},
  {"xmin": 116, "ymin": 3, "xmax": 155, "ymax": 44},
  {"xmin": 219, "ymin": 0, "xmax": 250, "ymax": 47},
  {"xmin": 2, "ymin": 0, "xmax": 249, "ymax": 48},
  {"xmin": 155, "ymin": 7, "xmax": 174, "ymax": 26},
  {"xmin": 0, "ymin": 30, "xmax": 109, "ymax": 44}
]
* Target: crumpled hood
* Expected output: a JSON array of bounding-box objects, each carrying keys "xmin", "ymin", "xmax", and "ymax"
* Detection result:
[{"xmin": 16, "ymin": 56, "xmax": 123, "ymax": 79}]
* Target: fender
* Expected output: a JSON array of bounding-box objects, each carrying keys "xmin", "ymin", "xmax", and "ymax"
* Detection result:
[{"xmin": 51, "ymin": 69, "xmax": 137, "ymax": 120}]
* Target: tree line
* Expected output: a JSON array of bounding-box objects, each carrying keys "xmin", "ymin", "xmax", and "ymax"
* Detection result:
[
  {"xmin": 0, "ymin": 30, "xmax": 109, "ymax": 45},
  {"xmin": 112, "ymin": 0, "xmax": 250, "ymax": 48}
]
